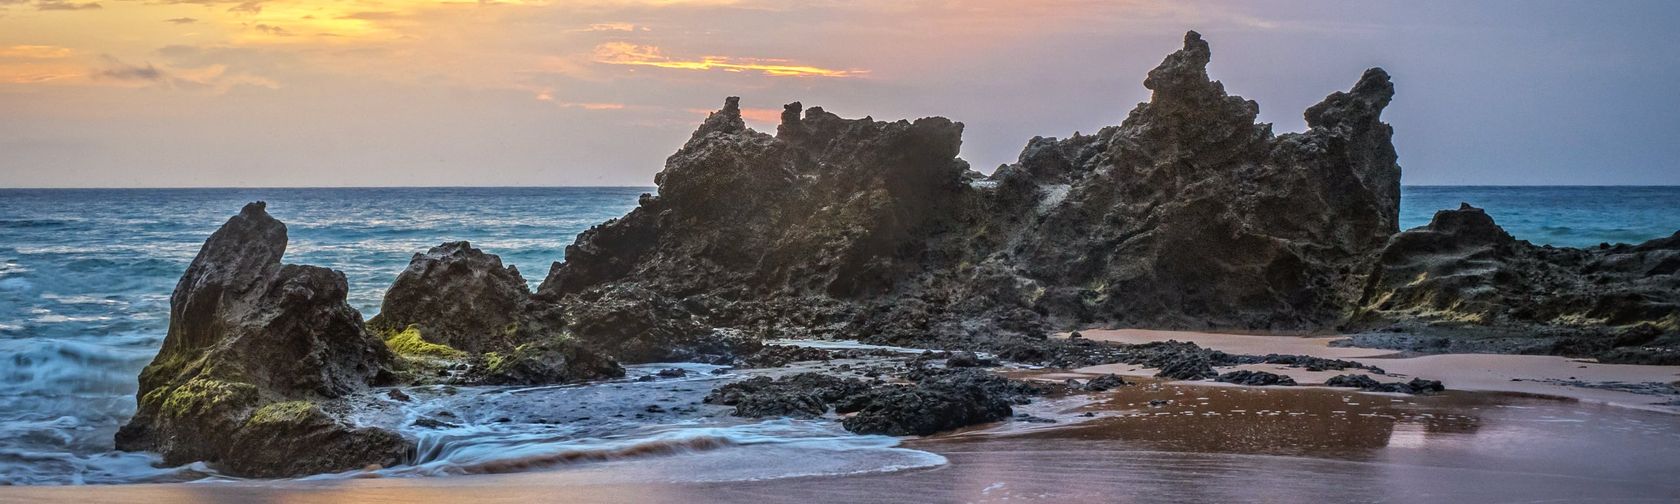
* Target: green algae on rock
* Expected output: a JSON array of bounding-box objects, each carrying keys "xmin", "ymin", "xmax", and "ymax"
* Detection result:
[{"xmin": 114, "ymin": 202, "xmax": 412, "ymax": 477}]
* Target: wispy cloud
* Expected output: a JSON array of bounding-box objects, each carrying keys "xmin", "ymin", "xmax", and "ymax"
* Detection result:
[
  {"xmin": 592, "ymin": 42, "xmax": 864, "ymax": 78},
  {"xmin": 34, "ymin": 0, "xmax": 101, "ymax": 10},
  {"xmin": 226, "ymin": 0, "xmax": 259, "ymax": 14},
  {"xmin": 93, "ymin": 57, "xmax": 163, "ymax": 81},
  {"xmin": 0, "ymin": 45, "xmax": 74, "ymax": 58},
  {"xmin": 164, "ymin": 17, "xmax": 198, "ymax": 24},
  {"xmin": 582, "ymin": 22, "xmax": 646, "ymax": 32}
]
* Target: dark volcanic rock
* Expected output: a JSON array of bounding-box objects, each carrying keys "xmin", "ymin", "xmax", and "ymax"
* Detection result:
[
  {"xmin": 703, "ymin": 373, "xmax": 874, "ymax": 418},
  {"xmin": 528, "ymin": 31, "xmax": 1403, "ymax": 361},
  {"xmin": 944, "ymin": 351, "xmax": 994, "ymax": 368},
  {"xmin": 841, "ymin": 369, "xmax": 1026, "ymax": 436},
  {"xmin": 1355, "ymin": 204, "xmax": 1680, "ymax": 359},
  {"xmin": 1215, "ymin": 370, "xmax": 1297, "ymax": 386},
  {"xmin": 740, "ymin": 345, "xmax": 833, "ymax": 368},
  {"xmin": 1325, "ymin": 374, "xmax": 1443, "ymax": 394},
  {"xmin": 115, "ymin": 202, "xmax": 411, "ymax": 477},
  {"xmin": 562, "ymin": 285, "xmax": 760, "ymax": 364},
  {"xmin": 477, "ymin": 337, "xmax": 625, "ymax": 385},
  {"xmin": 369, "ymin": 241, "xmax": 546, "ymax": 354},
  {"xmin": 1082, "ymin": 374, "xmax": 1128, "ymax": 391}
]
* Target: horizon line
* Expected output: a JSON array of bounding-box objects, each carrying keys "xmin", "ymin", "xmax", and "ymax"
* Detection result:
[{"xmin": 4, "ymin": 184, "xmax": 1680, "ymax": 190}]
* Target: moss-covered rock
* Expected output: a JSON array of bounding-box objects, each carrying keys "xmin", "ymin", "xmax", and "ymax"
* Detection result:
[
  {"xmin": 115, "ymin": 202, "xmax": 411, "ymax": 477},
  {"xmin": 477, "ymin": 336, "xmax": 625, "ymax": 385},
  {"xmin": 380, "ymin": 325, "xmax": 466, "ymax": 360}
]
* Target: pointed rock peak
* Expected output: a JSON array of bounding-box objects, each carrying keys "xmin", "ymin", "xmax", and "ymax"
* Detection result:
[
  {"xmin": 1353, "ymin": 68, "xmax": 1394, "ymax": 103},
  {"xmin": 687, "ymin": 96, "xmax": 747, "ymax": 145},
  {"xmin": 1143, "ymin": 30, "xmax": 1213, "ymax": 95},
  {"xmin": 777, "ymin": 101, "xmax": 803, "ymax": 139},
  {"xmin": 781, "ymin": 101, "xmax": 802, "ymax": 125},
  {"xmin": 1305, "ymin": 67, "xmax": 1394, "ymax": 131}
]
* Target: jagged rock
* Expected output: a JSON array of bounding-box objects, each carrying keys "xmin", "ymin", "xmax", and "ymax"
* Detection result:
[
  {"xmin": 562, "ymin": 284, "xmax": 761, "ymax": 364},
  {"xmin": 840, "ymin": 369, "xmax": 1027, "ymax": 436},
  {"xmin": 115, "ymin": 202, "xmax": 411, "ymax": 477},
  {"xmin": 1355, "ymin": 204, "xmax": 1680, "ymax": 359},
  {"xmin": 740, "ymin": 344, "xmax": 833, "ymax": 368},
  {"xmin": 477, "ymin": 337, "xmax": 625, "ymax": 385},
  {"xmin": 528, "ymin": 31, "xmax": 1402, "ymax": 361},
  {"xmin": 370, "ymin": 241, "xmax": 545, "ymax": 355},
  {"xmin": 704, "ymin": 373, "xmax": 874, "ymax": 418},
  {"xmin": 1215, "ymin": 370, "xmax": 1297, "ymax": 386}
]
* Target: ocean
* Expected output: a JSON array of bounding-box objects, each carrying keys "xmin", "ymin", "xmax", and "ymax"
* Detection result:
[{"xmin": 0, "ymin": 185, "xmax": 1676, "ymax": 485}]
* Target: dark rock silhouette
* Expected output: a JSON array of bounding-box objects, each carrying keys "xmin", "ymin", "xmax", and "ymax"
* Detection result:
[
  {"xmin": 114, "ymin": 202, "xmax": 411, "ymax": 477},
  {"xmin": 537, "ymin": 31, "xmax": 1404, "ymax": 357}
]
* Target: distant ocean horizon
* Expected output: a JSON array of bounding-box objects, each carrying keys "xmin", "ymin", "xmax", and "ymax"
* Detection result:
[{"xmin": 1, "ymin": 185, "xmax": 1678, "ymax": 483}]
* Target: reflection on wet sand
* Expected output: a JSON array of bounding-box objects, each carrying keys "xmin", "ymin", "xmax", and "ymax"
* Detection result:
[{"xmin": 991, "ymin": 382, "xmax": 1484, "ymax": 458}]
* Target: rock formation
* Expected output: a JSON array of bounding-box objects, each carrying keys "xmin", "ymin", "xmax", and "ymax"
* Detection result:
[
  {"xmin": 115, "ymin": 202, "xmax": 412, "ymax": 477},
  {"xmin": 1350, "ymin": 204, "xmax": 1680, "ymax": 362},
  {"xmin": 539, "ymin": 31, "xmax": 1403, "ymax": 354},
  {"xmin": 370, "ymin": 240, "xmax": 624, "ymax": 382},
  {"xmin": 370, "ymin": 241, "xmax": 542, "ymax": 354}
]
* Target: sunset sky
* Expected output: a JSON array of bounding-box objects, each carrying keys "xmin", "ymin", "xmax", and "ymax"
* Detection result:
[{"xmin": 2, "ymin": 0, "xmax": 1677, "ymax": 187}]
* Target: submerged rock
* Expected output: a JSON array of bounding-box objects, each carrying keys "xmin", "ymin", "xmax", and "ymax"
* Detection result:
[{"xmin": 115, "ymin": 202, "xmax": 411, "ymax": 477}]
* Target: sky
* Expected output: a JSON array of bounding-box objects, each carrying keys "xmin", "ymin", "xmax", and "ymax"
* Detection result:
[{"xmin": 1, "ymin": 0, "xmax": 1677, "ymax": 187}]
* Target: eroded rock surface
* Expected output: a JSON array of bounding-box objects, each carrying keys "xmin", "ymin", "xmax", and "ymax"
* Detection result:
[
  {"xmin": 370, "ymin": 241, "xmax": 545, "ymax": 354},
  {"xmin": 1353, "ymin": 204, "xmax": 1680, "ymax": 362},
  {"xmin": 115, "ymin": 202, "xmax": 412, "ymax": 477},
  {"xmin": 534, "ymin": 31, "xmax": 1403, "ymax": 357}
]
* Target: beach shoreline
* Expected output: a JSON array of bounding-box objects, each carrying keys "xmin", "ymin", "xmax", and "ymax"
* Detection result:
[{"xmin": 5, "ymin": 330, "xmax": 1679, "ymax": 503}]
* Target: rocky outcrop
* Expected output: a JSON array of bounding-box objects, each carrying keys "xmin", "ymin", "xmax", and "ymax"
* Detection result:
[
  {"xmin": 1353, "ymin": 204, "xmax": 1680, "ymax": 362},
  {"xmin": 115, "ymin": 202, "xmax": 412, "ymax": 477},
  {"xmin": 368, "ymin": 240, "xmax": 627, "ymax": 382},
  {"xmin": 477, "ymin": 337, "xmax": 625, "ymax": 385},
  {"xmin": 370, "ymin": 241, "xmax": 547, "ymax": 354},
  {"xmin": 534, "ymin": 31, "xmax": 1402, "ymax": 356},
  {"xmin": 840, "ymin": 368, "xmax": 1039, "ymax": 436}
]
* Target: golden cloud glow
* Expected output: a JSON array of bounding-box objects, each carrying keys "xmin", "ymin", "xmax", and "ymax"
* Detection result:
[
  {"xmin": 0, "ymin": 45, "xmax": 75, "ymax": 59},
  {"xmin": 593, "ymin": 42, "xmax": 864, "ymax": 78}
]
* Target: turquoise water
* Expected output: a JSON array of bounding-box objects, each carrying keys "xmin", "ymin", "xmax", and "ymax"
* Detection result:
[
  {"xmin": 0, "ymin": 186, "xmax": 1675, "ymax": 484},
  {"xmin": 1400, "ymin": 186, "xmax": 1680, "ymax": 248}
]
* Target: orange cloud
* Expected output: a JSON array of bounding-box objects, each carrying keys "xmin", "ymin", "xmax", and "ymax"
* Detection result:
[
  {"xmin": 584, "ymin": 22, "xmax": 643, "ymax": 32},
  {"xmin": 0, "ymin": 45, "xmax": 75, "ymax": 59},
  {"xmin": 593, "ymin": 42, "xmax": 863, "ymax": 78}
]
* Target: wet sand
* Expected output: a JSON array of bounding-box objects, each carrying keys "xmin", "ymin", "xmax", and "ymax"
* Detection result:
[{"xmin": 1070, "ymin": 329, "xmax": 1680, "ymax": 413}]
